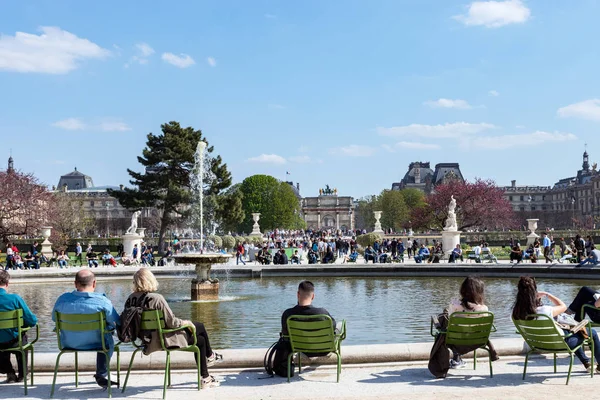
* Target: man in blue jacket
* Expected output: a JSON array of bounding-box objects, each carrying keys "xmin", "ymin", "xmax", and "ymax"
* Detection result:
[
  {"xmin": 414, "ymin": 244, "xmax": 430, "ymax": 263},
  {"xmin": 52, "ymin": 270, "xmax": 120, "ymax": 388},
  {"xmin": 0, "ymin": 270, "xmax": 37, "ymax": 383}
]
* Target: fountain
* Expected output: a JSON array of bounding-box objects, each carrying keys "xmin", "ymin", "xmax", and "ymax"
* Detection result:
[
  {"xmin": 173, "ymin": 140, "xmax": 231, "ymax": 301},
  {"xmin": 441, "ymin": 195, "xmax": 462, "ymax": 254}
]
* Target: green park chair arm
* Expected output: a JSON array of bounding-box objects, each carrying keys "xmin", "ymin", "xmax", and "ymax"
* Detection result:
[
  {"xmin": 491, "ymin": 323, "xmax": 497, "ymax": 333},
  {"xmin": 335, "ymin": 320, "xmax": 347, "ymax": 341},
  {"xmin": 581, "ymin": 304, "xmax": 600, "ymax": 322},
  {"xmin": 21, "ymin": 324, "xmax": 40, "ymax": 345},
  {"xmin": 430, "ymin": 315, "xmax": 446, "ymax": 338}
]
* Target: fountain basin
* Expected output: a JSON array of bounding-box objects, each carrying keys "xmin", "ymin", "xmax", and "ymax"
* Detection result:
[{"xmin": 173, "ymin": 253, "xmax": 232, "ymax": 300}]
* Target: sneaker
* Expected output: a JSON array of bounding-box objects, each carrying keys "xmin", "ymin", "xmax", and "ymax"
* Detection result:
[
  {"xmin": 201, "ymin": 375, "xmax": 220, "ymax": 389},
  {"xmin": 450, "ymin": 359, "xmax": 467, "ymax": 369},
  {"xmin": 207, "ymin": 352, "xmax": 223, "ymax": 366},
  {"xmin": 5, "ymin": 372, "xmax": 17, "ymax": 383}
]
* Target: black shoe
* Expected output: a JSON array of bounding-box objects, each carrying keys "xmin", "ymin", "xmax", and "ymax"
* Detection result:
[
  {"xmin": 5, "ymin": 372, "xmax": 17, "ymax": 383},
  {"xmin": 94, "ymin": 375, "xmax": 119, "ymax": 388}
]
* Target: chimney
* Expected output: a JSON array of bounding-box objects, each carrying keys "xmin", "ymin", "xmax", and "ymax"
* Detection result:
[
  {"xmin": 296, "ymin": 183, "xmax": 300, "ymax": 191},
  {"xmin": 119, "ymin": 184, "xmax": 124, "ymax": 190},
  {"xmin": 511, "ymin": 180, "xmax": 516, "ymax": 188}
]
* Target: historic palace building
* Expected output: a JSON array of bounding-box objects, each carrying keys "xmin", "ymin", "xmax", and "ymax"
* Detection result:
[
  {"xmin": 301, "ymin": 185, "xmax": 354, "ymax": 232},
  {"xmin": 391, "ymin": 162, "xmax": 465, "ymax": 194}
]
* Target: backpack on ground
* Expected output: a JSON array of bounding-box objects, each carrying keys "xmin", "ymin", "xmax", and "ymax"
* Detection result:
[
  {"xmin": 264, "ymin": 337, "xmax": 294, "ymax": 377},
  {"xmin": 118, "ymin": 293, "xmax": 148, "ymax": 343}
]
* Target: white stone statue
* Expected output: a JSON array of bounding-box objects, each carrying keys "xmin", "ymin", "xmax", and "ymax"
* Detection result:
[
  {"xmin": 443, "ymin": 195, "xmax": 458, "ymax": 231},
  {"xmin": 126, "ymin": 211, "xmax": 141, "ymax": 234}
]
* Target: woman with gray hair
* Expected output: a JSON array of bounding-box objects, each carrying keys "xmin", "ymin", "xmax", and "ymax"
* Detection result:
[{"xmin": 124, "ymin": 268, "xmax": 222, "ymax": 388}]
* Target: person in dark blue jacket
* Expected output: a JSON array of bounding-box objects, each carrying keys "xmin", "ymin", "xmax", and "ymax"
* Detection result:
[{"xmin": 0, "ymin": 270, "xmax": 38, "ymax": 383}]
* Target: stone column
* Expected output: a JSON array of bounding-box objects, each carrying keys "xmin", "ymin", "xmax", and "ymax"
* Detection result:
[
  {"xmin": 317, "ymin": 213, "xmax": 321, "ymax": 229},
  {"xmin": 250, "ymin": 213, "xmax": 262, "ymax": 236},
  {"xmin": 336, "ymin": 213, "xmax": 340, "ymax": 230},
  {"xmin": 373, "ymin": 211, "xmax": 384, "ymax": 233}
]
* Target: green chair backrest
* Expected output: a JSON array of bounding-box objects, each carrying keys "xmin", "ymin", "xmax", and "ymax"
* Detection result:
[
  {"xmin": 513, "ymin": 314, "xmax": 571, "ymax": 352},
  {"xmin": 54, "ymin": 311, "xmax": 108, "ymax": 352},
  {"xmin": 286, "ymin": 314, "xmax": 336, "ymax": 354},
  {"xmin": 0, "ymin": 308, "xmax": 23, "ymax": 331},
  {"xmin": 140, "ymin": 310, "xmax": 167, "ymax": 349},
  {"xmin": 446, "ymin": 311, "xmax": 494, "ymax": 347}
]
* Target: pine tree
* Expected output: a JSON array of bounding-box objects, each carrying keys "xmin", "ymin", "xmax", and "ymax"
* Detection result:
[{"xmin": 109, "ymin": 121, "xmax": 235, "ymax": 252}]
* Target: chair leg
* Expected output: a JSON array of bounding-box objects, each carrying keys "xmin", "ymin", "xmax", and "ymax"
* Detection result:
[
  {"xmin": 488, "ymin": 349, "xmax": 493, "ymax": 378},
  {"xmin": 116, "ymin": 347, "xmax": 120, "ymax": 388},
  {"xmin": 51, "ymin": 351, "xmax": 65, "ymax": 398},
  {"xmin": 554, "ymin": 353, "xmax": 557, "ymax": 373},
  {"xmin": 567, "ymin": 354, "xmax": 574, "ymax": 385},
  {"xmin": 473, "ymin": 350, "xmax": 477, "ymax": 370},
  {"xmin": 287, "ymin": 353, "xmax": 293, "ymax": 383},
  {"xmin": 106, "ymin": 352, "xmax": 112, "ymax": 398},
  {"xmin": 122, "ymin": 348, "xmax": 141, "ymax": 393},
  {"xmin": 337, "ymin": 353, "xmax": 341, "ymax": 383},
  {"xmin": 21, "ymin": 350, "xmax": 27, "ymax": 395},
  {"xmin": 298, "ymin": 353, "xmax": 302, "ymax": 374},
  {"xmin": 75, "ymin": 352, "xmax": 79, "ymax": 387},
  {"xmin": 523, "ymin": 351, "xmax": 530, "ymax": 380},
  {"xmin": 196, "ymin": 348, "xmax": 201, "ymax": 391},
  {"xmin": 30, "ymin": 347, "xmax": 34, "ymax": 386},
  {"xmin": 163, "ymin": 352, "xmax": 170, "ymax": 400}
]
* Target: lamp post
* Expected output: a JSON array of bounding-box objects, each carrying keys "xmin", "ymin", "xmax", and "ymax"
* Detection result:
[
  {"xmin": 105, "ymin": 201, "xmax": 110, "ymax": 237},
  {"xmin": 572, "ymin": 197, "xmax": 576, "ymax": 229},
  {"xmin": 196, "ymin": 141, "xmax": 207, "ymax": 253}
]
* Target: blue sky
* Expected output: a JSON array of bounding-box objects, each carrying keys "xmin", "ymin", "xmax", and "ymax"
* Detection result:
[{"xmin": 2, "ymin": 0, "xmax": 600, "ymax": 199}]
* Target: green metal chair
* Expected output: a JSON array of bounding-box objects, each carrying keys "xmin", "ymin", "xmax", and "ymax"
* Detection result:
[
  {"xmin": 50, "ymin": 311, "xmax": 120, "ymax": 398},
  {"xmin": 122, "ymin": 309, "xmax": 201, "ymax": 400},
  {"xmin": 513, "ymin": 314, "xmax": 593, "ymax": 385},
  {"xmin": 430, "ymin": 311, "xmax": 496, "ymax": 377},
  {"xmin": 0, "ymin": 309, "xmax": 39, "ymax": 395},
  {"xmin": 285, "ymin": 315, "xmax": 346, "ymax": 383}
]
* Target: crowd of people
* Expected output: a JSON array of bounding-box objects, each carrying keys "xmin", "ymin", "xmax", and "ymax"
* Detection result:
[{"xmin": 508, "ymin": 233, "xmax": 599, "ymax": 267}]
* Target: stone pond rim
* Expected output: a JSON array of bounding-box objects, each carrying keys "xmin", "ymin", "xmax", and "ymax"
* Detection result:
[{"xmin": 172, "ymin": 253, "xmax": 232, "ymax": 300}]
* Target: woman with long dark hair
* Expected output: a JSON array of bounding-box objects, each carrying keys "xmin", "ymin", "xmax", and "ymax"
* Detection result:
[
  {"xmin": 447, "ymin": 277, "xmax": 498, "ymax": 368},
  {"xmin": 512, "ymin": 276, "xmax": 600, "ymax": 372}
]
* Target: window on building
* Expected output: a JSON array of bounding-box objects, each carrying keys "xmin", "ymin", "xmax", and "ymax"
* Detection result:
[
  {"xmin": 520, "ymin": 196, "xmax": 524, "ymax": 201},
  {"xmin": 90, "ymin": 201, "xmax": 94, "ymax": 207},
  {"xmin": 519, "ymin": 206, "xmax": 525, "ymax": 211},
  {"xmin": 531, "ymin": 206, "xmax": 536, "ymax": 211},
  {"xmin": 509, "ymin": 196, "xmax": 513, "ymax": 201}
]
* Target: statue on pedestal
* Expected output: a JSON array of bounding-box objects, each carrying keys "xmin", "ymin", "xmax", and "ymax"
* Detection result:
[
  {"xmin": 443, "ymin": 195, "xmax": 458, "ymax": 232},
  {"xmin": 126, "ymin": 211, "xmax": 141, "ymax": 234}
]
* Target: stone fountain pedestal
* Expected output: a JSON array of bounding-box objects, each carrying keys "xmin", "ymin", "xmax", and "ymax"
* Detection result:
[
  {"xmin": 526, "ymin": 218, "xmax": 539, "ymax": 246},
  {"xmin": 173, "ymin": 254, "xmax": 232, "ymax": 301},
  {"xmin": 441, "ymin": 230, "xmax": 462, "ymax": 254}
]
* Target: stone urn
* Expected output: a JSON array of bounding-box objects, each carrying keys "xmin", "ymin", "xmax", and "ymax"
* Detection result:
[
  {"xmin": 373, "ymin": 211, "xmax": 383, "ymax": 233},
  {"xmin": 250, "ymin": 213, "xmax": 262, "ymax": 236},
  {"xmin": 526, "ymin": 218, "xmax": 539, "ymax": 246},
  {"xmin": 40, "ymin": 226, "xmax": 53, "ymax": 258},
  {"xmin": 173, "ymin": 253, "xmax": 232, "ymax": 301}
]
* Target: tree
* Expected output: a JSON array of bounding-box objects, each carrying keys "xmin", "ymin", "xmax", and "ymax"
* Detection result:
[
  {"xmin": 49, "ymin": 193, "xmax": 94, "ymax": 249},
  {"xmin": 354, "ymin": 195, "xmax": 378, "ymax": 231},
  {"xmin": 0, "ymin": 170, "xmax": 54, "ymax": 243},
  {"xmin": 216, "ymin": 184, "xmax": 245, "ymax": 233},
  {"xmin": 238, "ymin": 175, "xmax": 301, "ymax": 233},
  {"xmin": 422, "ymin": 179, "xmax": 517, "ymax": 231},
  {"xmin": 379, "ymin": 190, "xmax": 408, "ymax": 232},
  {"xmin": 109, "ymin": 121, "xmax": 233, "ymax": 253}
]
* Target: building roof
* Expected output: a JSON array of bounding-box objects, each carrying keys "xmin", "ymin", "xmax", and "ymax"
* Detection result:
[
  {"xmin": 57, "ymin": 167, "xmax": 94, "ymax": 190},
  {"xmin": 401, "ymin": 162, "xmax": 433, "ymax": 184},
  {"xmin": 432, "ymin": 163, "xmax": 464, "ymax": 185}
]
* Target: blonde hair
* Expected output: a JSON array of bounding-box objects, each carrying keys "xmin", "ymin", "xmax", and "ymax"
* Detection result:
[{"xmin": 133, "ymin": 268, "xmax": 159, "ymax": 293}]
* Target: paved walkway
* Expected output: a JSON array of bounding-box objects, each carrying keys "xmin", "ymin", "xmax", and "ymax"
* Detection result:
[{"xmin": 2, "ymin": 356, "xmax": 599, "ymax": 400}]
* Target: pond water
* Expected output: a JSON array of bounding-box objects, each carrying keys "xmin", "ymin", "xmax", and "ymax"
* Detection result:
[{"xmin": 11, "ymin": 276, "xmax": 592, "ymax": 351}]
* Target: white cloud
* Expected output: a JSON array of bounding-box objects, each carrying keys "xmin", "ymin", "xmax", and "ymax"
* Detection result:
[
  {"xmin": 424, "ymin": 98, "xmax": 472, "ymax": 109},
  {"xmin": 0, "ymin": 26, "xmax": 110, "ymax": 74},
  {"xmin": 161, "ymin": 52, "xmax": 195, "ymax": 68},
  {"xmin": 289, "ymin": 155, "xmax": 311, "ymax": 163},
  {"xmin": 378, "ymin": 122, "xmax": 496, "ymax": 139},
  {"xmin": 454, "ymin": 0, "xmax": 531, "ymax": 28},
  {"xmin": 557, "ymin": 99, "xmax": 600, "ymax": 122},
  {"xmin": 136, "ymin": 42, "xmax": 154, "ymax": 57},
  {"xmin": 247, "ymin": 154, "xmax": 287, "ymax": 164},
  {"xmin": 330, "ymin": 145, "xmax": 376, "ymax": 157},
  {"xmin": 52, "ymin": 118, "xmax": 86, "ymax": 130},
  {"xmin": 383, "ymin": 142, "xmax": 441, "ymax": 152},
  {"xmin": 268, "ymin": 103, "xmax": 285, "ymax": 109},
  {"xmin": 264, "ymin": 14, "xmax": 277, "ymax": 19},
  {"xmin": 488, "ymin": 90, "xmax": 500, "ymax": 96},
  {"xmin": 207, "ymin": 57, "xmax": 216, "ymax": 67},
  {"xmin": 469, "ymin": 131, "xmax": 577, "ymax": 149},
  {"xmin": 51, "ymin": 118, "xmax": 131, "ymax": 132}
]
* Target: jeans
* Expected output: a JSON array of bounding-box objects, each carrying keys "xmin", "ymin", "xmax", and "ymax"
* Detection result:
[
  {"xmin": 564, "ymin": 329, "xmax": 600, "ymax": 366},
  {"xmin": 415, "ymin": 255, "xmax": 429, "ymax": 263},
  {"xmin": 569, "ymin": 286, "xmax": 600, "ymax": 322},
  {"xmin": 88, "ymin": 260, "xmax": 98, "ymax": 268},
  {"xmin": 236, "ymin": 254, "xmax": 246, "ymax": 265},
  {"xmin": 58, "ymin": 260, "xmax": 68, "ymax": 268},
  {"xmin": 95, "ymin": 348, "xmax": 113, "ymax": 378},
  {"xmin": 578, "ymin": 256, "xmax": 599, "ymax": 267}
]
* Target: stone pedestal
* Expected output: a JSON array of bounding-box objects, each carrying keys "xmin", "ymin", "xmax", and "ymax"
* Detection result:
[
  {"xmin": 441, "ymin": 230, "xmax": 462, "ymax": 254},
  {"xmin": 40, "ymin": 226, "xmax": 53, "ymax": 258},
  {"xmin": 250, "ymin": 213, "xmax": 262, "ymax": 236},
  {"xmin": 373, "ymin": 211, "xmax": 384, "ymax": 233},
  {"xmin": 526, "ymin": 218, "xmax": 539, "ymax": 246},
  {"xmin": 122, "ymin": 232, "xmax": 144, "ymax": 260},
  {"xmin": 191, "ymin": 279, "xmax": 220, "ymax": 301}
]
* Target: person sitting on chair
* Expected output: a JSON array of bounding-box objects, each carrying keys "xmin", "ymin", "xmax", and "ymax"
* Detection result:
[
  {"xmin": 290, "ymin": 250, "xmax": 300, "ymax": 264},
  {"xmin": 256, "ymin": 247, "xmax": 270, "ymax": 265},
  {"xmin": 281, "ymin": 281, "xmax": 341, "ymax": 357},
  {"xmin": 344, "ymin": 249, "xmax": 359, "ymax": 263},
  {"xmin": 24, "ymin": 251, "xmax": 39, "ymax": 270},
  {"xmin": 0, "ymin": 270, "xmax": 38, "ymax": 383},
  {"xmin": 364, "ymin": 246, "xmax": 376, "ymax": 263},
  {"xmin": 322, "ymin": 246, "xmax": 334, "ymax": 264},
  {"xmin": 52, "ymin": 270, "xmax": 120, "ymax": 388},
  {"xmin": 510, "ymin": 244, "xmax": 523, "ymax": 264},
  {"xmin": 124, "ymin": 268, "xmax": 221, "ymax": 388},
  {"xmin": 414, "ymin": 244, "xmax": 430, "ymax": 263},
  {"xmin": 56, "ymin": 250, "xmax": 69, "ymax": 269},
  {"xmin": 87, "ymin": 247, "xmax": 99, "ymax": 268},
  {"xmin": 307, "ymin": 249, "xmax": 318, "ymax": 264},
  {"xmin": 448, "ymin": 244, "xmax": 463, "ymax": 263},
  {"xmin": 565, "ymin": 286, "xmax": 600, "ymax": 323}
]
